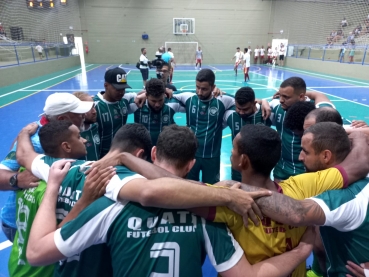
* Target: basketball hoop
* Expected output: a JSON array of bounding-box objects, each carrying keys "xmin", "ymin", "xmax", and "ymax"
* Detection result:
[{"xmin": 181, "ymin": 29, "xmax": 187, "ymax": 36}]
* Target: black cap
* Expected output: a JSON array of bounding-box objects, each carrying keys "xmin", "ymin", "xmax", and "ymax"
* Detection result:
[{"xmin": 104, "ymin": 67, "xmax": 132, "ymax": 90}]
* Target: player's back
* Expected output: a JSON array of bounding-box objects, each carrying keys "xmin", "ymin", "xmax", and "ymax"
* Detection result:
[
  {"xmin": 210, "ymin": 204, "xmax": 306, "ymax": 277},
  {"xmin": 57, "ymin": 197, "xmax": 242, "ymax": 277}
]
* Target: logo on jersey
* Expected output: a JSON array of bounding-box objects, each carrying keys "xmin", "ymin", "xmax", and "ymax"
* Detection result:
[
  {"xmin": 93, "ymin": 134, "xmax": 100, "ymax": 145},
  {"xmin": 200, "ymin": 105, "xmax": 207, "ymax": 115},
  {"xmin": 122, "ymin": 107, "xmax": 127, "ymax": 115},
  {"xmin": 113, "ymin": 109, "xmax": 120, "ymax": 119},
  {"xmin": 162, "ymin": 115, "xmax": 169, "ymax": 123},
  {"xmin": 209, "ymin": 107, "xmax": 219, "ymax": 116}
]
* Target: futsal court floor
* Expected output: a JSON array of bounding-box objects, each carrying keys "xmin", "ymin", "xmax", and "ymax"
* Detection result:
[{"xmin": 0, "ymin": 62, "xmax": 368, "ymax": 276}]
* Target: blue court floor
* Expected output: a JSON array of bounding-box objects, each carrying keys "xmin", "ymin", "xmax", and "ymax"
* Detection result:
[{"xmin": 0, "ymin": 63, "xmax": 368, "ymax": 276}]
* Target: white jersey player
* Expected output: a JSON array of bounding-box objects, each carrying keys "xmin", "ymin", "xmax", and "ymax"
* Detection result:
[{"xmin": 231, "ymin": 47, "xmax": 243, "ymax": 76}]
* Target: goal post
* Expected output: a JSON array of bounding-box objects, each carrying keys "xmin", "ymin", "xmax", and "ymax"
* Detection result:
[{"xmin": 164, "ymin": 42, "xmax": 198, "ymax": 65}]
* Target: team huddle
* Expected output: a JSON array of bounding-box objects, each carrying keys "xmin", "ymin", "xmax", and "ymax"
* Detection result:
[{"xmin": 2, "ymin": 66, "xmax": 369, "ymax": 277}]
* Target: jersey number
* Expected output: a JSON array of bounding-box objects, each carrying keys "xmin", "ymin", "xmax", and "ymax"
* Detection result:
[
  {"xmin": 277, "ymin": 114, "xmax": 282, "ymax": 123},
  {"xmin": 102, "ymin": 112, "xmax": 110, "ymax": 122},
  {"xmin": 150, "ymin": 242, "xmax": 180, "ymax": 277},
  {"xmin": 191, "ymin": 106, "xmax": 196, "ymax": 114},
  {"xmin": 235, "ymin": 122, "xmax": 240, "ymax": 131},
  {"xmin": 142, "ymin": 115, "xmax": 149, "ymax": 124}
]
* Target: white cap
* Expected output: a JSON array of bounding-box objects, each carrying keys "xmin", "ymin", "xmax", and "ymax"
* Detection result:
[{"xmin": 43, "ymin": 93, "xmax": 93, "ymax": 116}]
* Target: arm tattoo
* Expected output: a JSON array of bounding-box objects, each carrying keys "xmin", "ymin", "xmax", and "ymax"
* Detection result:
[{"xmin": 239, "ymin": 183, "xmax": 326, "ymax": 226}]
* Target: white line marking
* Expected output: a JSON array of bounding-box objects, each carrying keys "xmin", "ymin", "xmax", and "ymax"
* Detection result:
[
  {"xmin": 246, "ymin": 69, "xmax": 369, "ymax": 107},
  {"xmin": 330, "ymin": 100, "xmax": 348, "ymax": 101},
  {"xmin": 261, "ymin": 65, "xmax": 369, "ymax": 86},
  {"xmin": 118, "ymin": 65, "xmax": 133, "ymax": 72},
  {"xmin": 0, "ymin": 240, "xmax": 12, "ymax": 251},
  {"xmin": 308, "ymin": 88, "xmax": 369, "ymax": 108},
  {"xmin": 0, "ymin": 64, "xmax": 96, "ymax": 99},
  {"xmin": 17, "ymin": 89, "xmax": 147, "ymax": 92},
  {"xmin": 208, "ymin": 65, "xmax": 223, "ymax": 72},
  {"xmin": 309, "ymin": 86, "xmax": 369, "ymax": 89}
]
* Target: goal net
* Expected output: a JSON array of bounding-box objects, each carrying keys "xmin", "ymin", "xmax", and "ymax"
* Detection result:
[
  {"xmin": 0, "ymin": 0, "xmax": 83, "ymax": 67},
  {"xmin": 164, "ymin": 42, "xmax": 198, "ymax": 65}
]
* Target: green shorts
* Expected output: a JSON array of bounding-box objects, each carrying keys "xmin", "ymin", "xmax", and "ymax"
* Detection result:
[{"xmin": 187, "ymin": 156, "xmax": 220, "ymax": 184}]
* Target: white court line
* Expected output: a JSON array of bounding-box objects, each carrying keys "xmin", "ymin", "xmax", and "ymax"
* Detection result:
[
  {"xmin": 309, "ymin": 86, "xmax": 369, "ymax": 89},
  {"xmin": 0, "ymin": 64, "xmax": 96, "ymax": 99},
  {"xmin": 330, "ymin": 100, "xmax": 349, "ymax": 101},
  {"xmin": 208, "ymin": 65, "xmax": 223, "ymax": 72},
  {"xmin": 0, "ymin": 240, "xmax": 12, "ymax": 251},
  {"xmin": 248, "ymin": 69, "xmax": 369, "ymax": 108},
  {"xmin": 105, "ymin": 64, "xmax": 115, "ymax": 70},
  {"xmin": 18, "ymin": 89, "xmax": 147, "ymax": 92},
  {"xmin": 308, "ymin": 88, "xmax": 369, "ymax": 108},
  {"xmin": 260, "ymin": 65, "xmax": 369, "ymax": 86}
]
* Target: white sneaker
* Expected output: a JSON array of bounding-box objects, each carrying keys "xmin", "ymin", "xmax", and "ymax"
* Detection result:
[{"xmin": 199, "ymin": 67, "xmax": 201, "ymax": 70}]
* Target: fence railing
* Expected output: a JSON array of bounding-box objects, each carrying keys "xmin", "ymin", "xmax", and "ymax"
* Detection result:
[
  {"xmin": 0, "ymin": 42, "xmax": 78, "ymax": 68},
  {"xmin": 287, "ymin": 44, "xmax": 369, "ymax": 65}
]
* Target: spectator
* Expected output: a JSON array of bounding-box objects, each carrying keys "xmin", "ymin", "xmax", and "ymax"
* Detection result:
[
  {"xmin": 333, "ymin": 29, "xmax": 343, "ymax": 42},
  {"xmin": 354, "ymin": 24, "xmax": 362, "ymax": 37},
  {"xmin": 346, "ymin": 32, "xmax": 354, "ymax": 44},
  {"xmin": 341, "ymin": 17, "xmax": 348, "ymax": 27},
  {"xmin": 327, "ymin": 30, "xmax": 335, "ymax": 43}
]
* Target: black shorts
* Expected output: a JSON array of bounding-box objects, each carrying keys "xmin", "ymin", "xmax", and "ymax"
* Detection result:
[
  {"xmin": 279, "ymin": 55, "xmax": 285, "ymax": 60},
  {"xmin": 140, "ymin": 68, "xmax": 149, "ymax": 80}
]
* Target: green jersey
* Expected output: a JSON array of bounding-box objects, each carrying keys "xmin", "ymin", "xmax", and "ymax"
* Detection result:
[
  {"xmin": 8, "ymin": 178, "xmax": 54, "ymax": 277},
  {"xmin": 311, "ymin": 178, "xmax": 369, "ymax": 276},
  {"xmin": 129, "ymin": 98, "xmax": 185, "ymax": 145},
  {"xmin": 224, "ymin": 105, "xmax": 272, "ymax": 182},
  {"xmin": 31, "ymin": 155, "xmax": 113, "ymax": 277},
  {"xmin": 224, "ymin": 104, "xmax": 272, "ymax": 141},
  {"xmin": 174, "ymin": 93, "xmax": 235, "ymax": 158},
  {"xmin": 81, "ymin": 123, "xmax": 100, "ymax": 161},
  {"xmin": 270, "ymin": 99, "xmax": 335, "ymax": 180},
  {"xmin": 54, "ymin": 166, "xmax": 243, "ymax": 277},
  {"xmin": 93, "ymin": 92, "xmax": 136, "ymax": 158}
]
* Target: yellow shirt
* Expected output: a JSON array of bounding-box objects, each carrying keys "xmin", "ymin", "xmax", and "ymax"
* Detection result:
[{"xmin": 209, "ymin": 167, "xmax": 345, "ymax": 277}]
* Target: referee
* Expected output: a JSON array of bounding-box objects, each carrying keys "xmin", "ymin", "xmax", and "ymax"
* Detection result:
[{"xmin": 139, "ymin": 48, "xmax": 149, "ymax": 88}]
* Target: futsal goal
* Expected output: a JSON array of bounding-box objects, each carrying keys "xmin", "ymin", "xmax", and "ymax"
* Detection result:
[{"xmin": 164, "ymin": 42, "xmax": 198, "ymax": 65}]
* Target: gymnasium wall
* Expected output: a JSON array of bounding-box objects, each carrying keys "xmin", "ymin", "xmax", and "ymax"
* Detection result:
[
  {"xmin": 269, "ymin": 0, "xmax": 369, "ymax": 45},
  {"xmin": 0, "ymin": 0, "xmax": 82, "ymax": 42},
  {"xmin": 78, "ymin": 0, "xmax": 273, "ymax": 64},
  {"xmin": 285, "ymin": 58, "xmax": 369, "ymax": 81}
]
